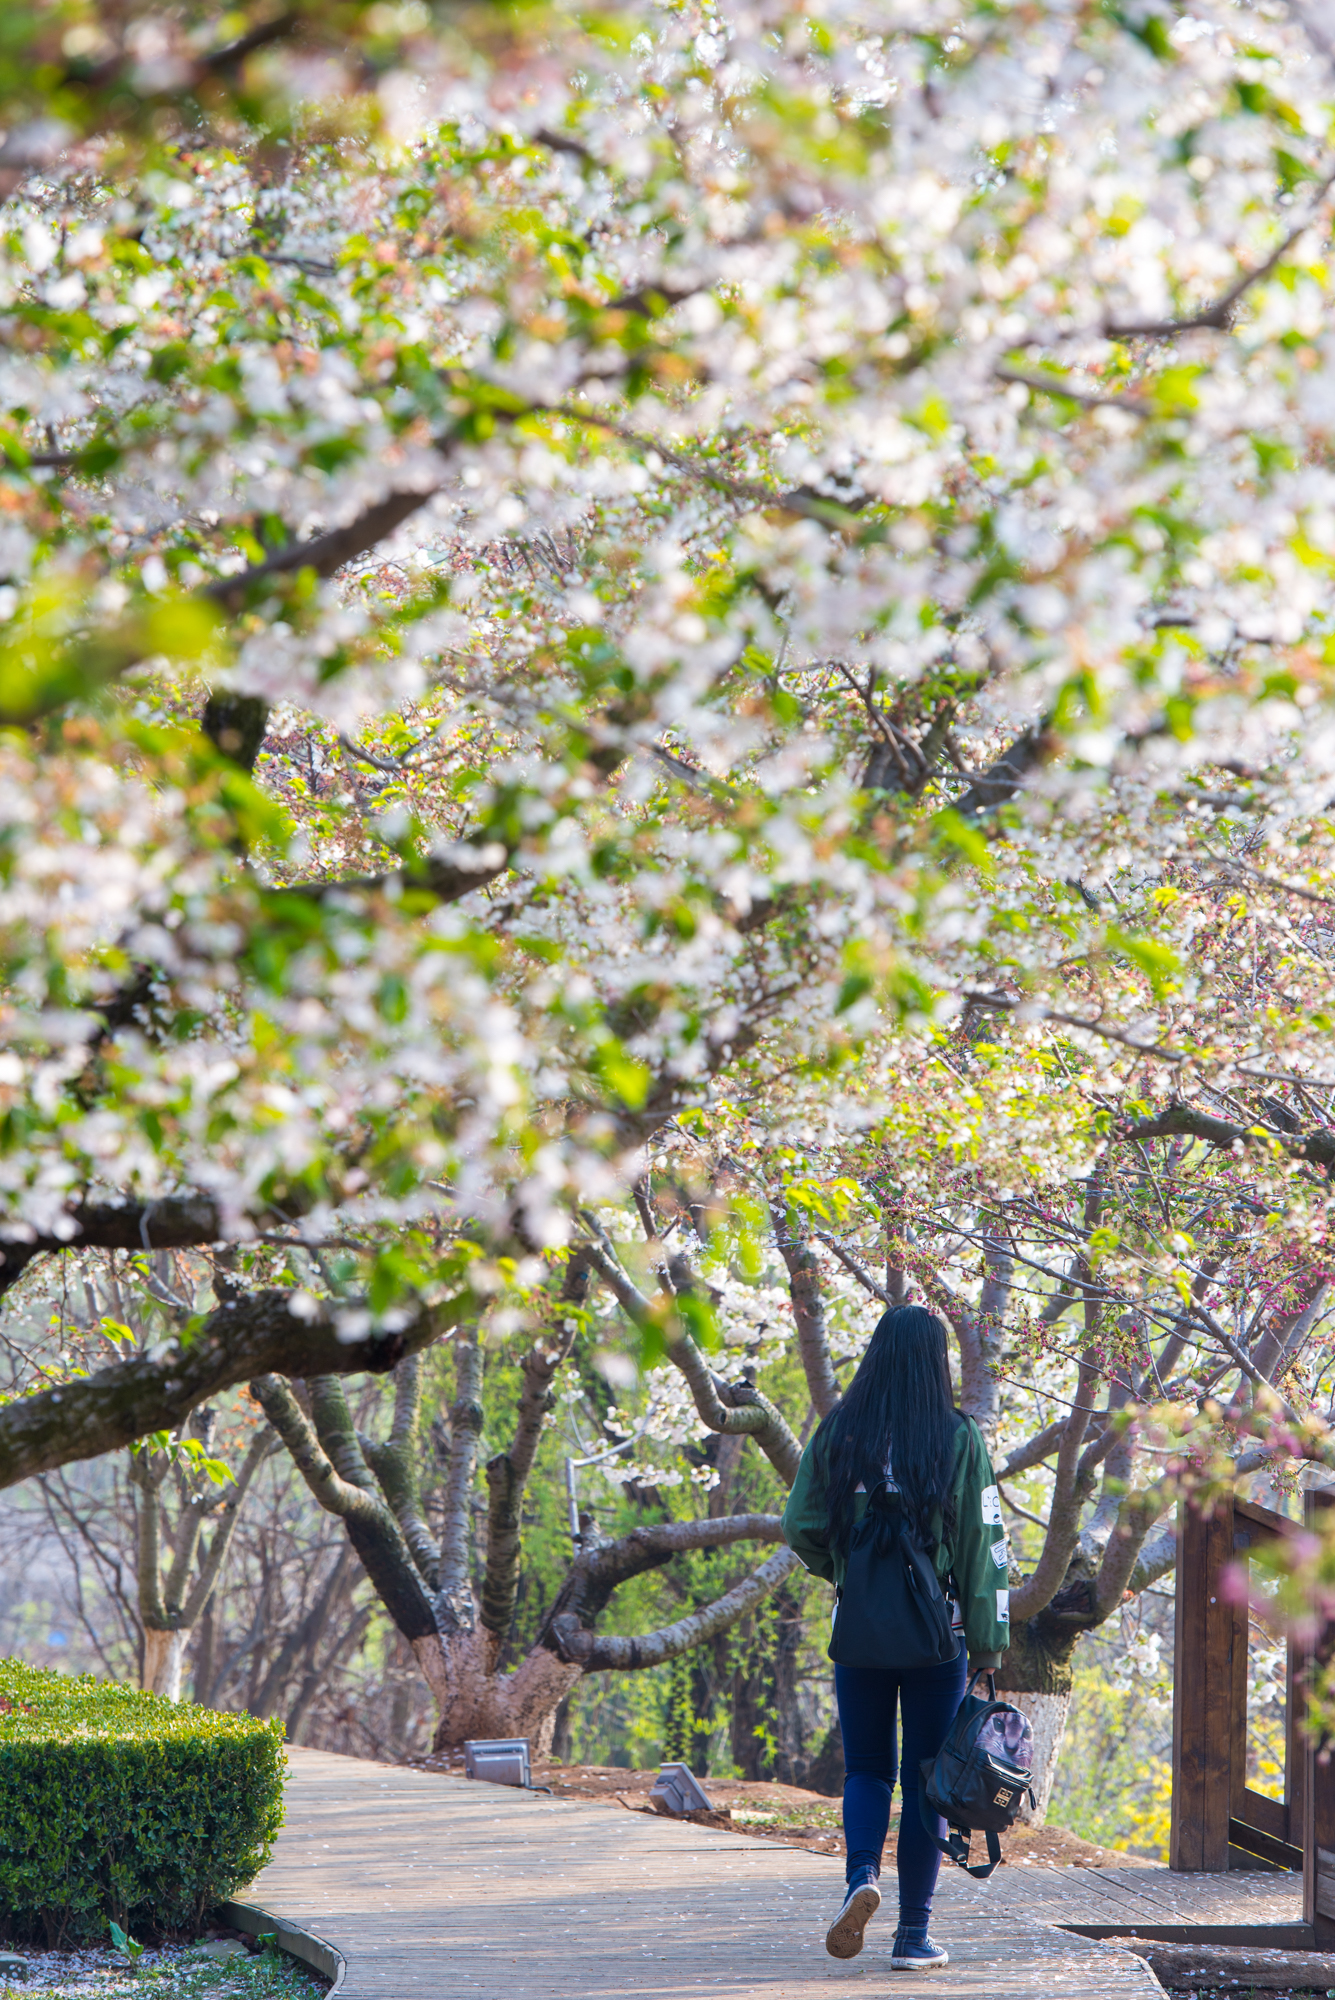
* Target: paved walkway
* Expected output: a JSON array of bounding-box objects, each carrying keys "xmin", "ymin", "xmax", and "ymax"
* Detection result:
[{"xmin": 248, "ymin": 1747, "xmax": 1306, "ymax": 2000}]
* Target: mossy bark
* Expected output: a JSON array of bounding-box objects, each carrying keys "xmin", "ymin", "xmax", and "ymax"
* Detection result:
[{"xmin": 996, "ymin": 1612, "xmax": 1082, "ymax": 1700}]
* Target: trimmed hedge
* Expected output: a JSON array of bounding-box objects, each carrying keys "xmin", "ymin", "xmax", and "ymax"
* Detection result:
[{"xmin": 0, "ymin": 1658, "xmax": 284, "ymax": 1946}]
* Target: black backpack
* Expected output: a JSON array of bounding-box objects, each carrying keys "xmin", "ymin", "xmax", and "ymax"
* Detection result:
[
  {"xmin": 828, "ymin": 1481, "xmax": 960, "ymax": 1671},
  {"xmin": 919, "ymin": 1670, "xmax": 1036, "ymax": 1878}
]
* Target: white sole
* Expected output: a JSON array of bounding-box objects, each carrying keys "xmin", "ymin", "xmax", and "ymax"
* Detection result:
[
  {"xmin": 890, "ymin": 1951, "xmax": 949, "ymax": 1969},
  {"xmin": 825, "ymin": 1883, "xmax": 880, "ymax": 1960}
]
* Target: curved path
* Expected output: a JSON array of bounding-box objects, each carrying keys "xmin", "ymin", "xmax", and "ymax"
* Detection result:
[{"xmin": 245, "ymin": 1747, "xmax": 1302, "ymax": 1999}]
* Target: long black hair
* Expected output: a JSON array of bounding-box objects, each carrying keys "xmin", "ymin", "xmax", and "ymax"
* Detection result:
[{"xmin": 815, "ymin": 1305, "xmax": 961, "ymax": 1556}]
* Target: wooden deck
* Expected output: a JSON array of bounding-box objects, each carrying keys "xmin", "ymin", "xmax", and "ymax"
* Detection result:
[{"xmin": 247, "ymin": 1748, "xmax": 1307, "ymax": 2000}]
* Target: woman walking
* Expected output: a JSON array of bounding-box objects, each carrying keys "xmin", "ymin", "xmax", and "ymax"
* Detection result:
[{"xmin": 782, "ymin": 1305, "xmax": 1009, "ymax": 1971}]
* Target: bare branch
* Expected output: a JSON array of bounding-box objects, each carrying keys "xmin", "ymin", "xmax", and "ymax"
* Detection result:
[
  {"xmin": 995, "ymin": 366, "xmax": 1149, "ymax": 416},
  {"xmin": 180, "ymin": 1425, "xmax": 276, "ymax": 1625},
  {"xmin": 580, "ymin": 1236, "xmax": 802, "ymax": 1483},
  {"xmin": 1102, "ymin": 172, "xmax": 1335, "ymax": 340},
  {"xmin": 551, "ymin": 1545, "xmax": 801, "ymax": 1670}
]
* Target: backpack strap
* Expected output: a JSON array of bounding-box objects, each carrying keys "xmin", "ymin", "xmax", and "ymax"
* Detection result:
[
  {"xmin": 918, "ymin": 1778, "xmax": 1005, "ymax": 1880},
  {"xmin": 919, "ymin": 1808, "xmax": 1004, "ymax": 1880}
]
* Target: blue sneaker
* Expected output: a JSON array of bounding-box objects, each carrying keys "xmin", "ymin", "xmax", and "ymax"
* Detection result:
[
  {"xmin": 824, "ymin": 1869, "xmax": 881, "ymax": 1959},
  {"xmin": 890, "ymin": 1928, "xmax": 949, "ymax": 1969}
]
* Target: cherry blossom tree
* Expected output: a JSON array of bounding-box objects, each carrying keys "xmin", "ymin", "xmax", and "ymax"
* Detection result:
[{"xmin": 1, "ymin": 0, "xmax": 1335, "ymax": 1777}]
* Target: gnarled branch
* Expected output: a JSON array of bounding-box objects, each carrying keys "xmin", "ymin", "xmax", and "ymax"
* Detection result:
[
  {"xmin": 1119, "ymin": 1102, "xmax": 1335, "ymax": 1173},
  {"xmin": 580, "ymin": 1236, "xmax": 802, "ymax": 1484},
  {"xmin": 550, "ymin": 1545, "xmax": 801, "ymax": 1671},
  {"xmin": 0, "ymin": 1287, "xmax": 448, "ymax": 1491},
  {"xmin": 361, "ymin": 1355, "xmax": 441, "ymax": 1591},
  {"xmin": 251, "ymin": 1371, "xmax": 439, "ymax": 1642}
]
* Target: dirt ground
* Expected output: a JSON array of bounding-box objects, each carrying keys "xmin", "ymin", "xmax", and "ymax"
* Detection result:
[{"xmin": 403, "ymin": 1755, "xmax": 1154, "ymax": 1872}]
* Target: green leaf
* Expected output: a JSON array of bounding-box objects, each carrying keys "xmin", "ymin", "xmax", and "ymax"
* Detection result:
[
  {"xmin": 836, "ymin": 971, "xmax": 873, "ymax": 1013},
  {"xmin": 676, "ymin": 1290, "xmax": 721, "ymax": 1351},
  {"xmin": 1106, "ymin": 926, "xmax": 1182, "ymax": 998},
  {"xmin": 1148, "ymin": 366, "xmax": 1203, "ymax": 417},
  {"xmin": 590, "ymin": 1039, "xmax": 651, "ymax": 1110}
]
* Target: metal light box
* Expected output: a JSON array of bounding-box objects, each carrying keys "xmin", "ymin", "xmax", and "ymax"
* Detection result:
[
  {"xmin": 648, "ymin": 1762, "xmax": 713, "ymax": 1816},
  {"xmin": 464, "ymin": 1737, "xmax": 532, "ymax": 1787}
]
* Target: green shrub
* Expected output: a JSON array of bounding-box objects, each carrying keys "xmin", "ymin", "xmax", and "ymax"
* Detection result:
[{"xmin": 0, "ymin": 1658, "xmax": 284, "ymax": 1946}]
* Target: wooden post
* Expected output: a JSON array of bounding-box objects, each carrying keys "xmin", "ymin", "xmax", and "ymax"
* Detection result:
[
  {"xmin": 1304, "ymin": 1491, "xmax": 1335, "ymax": 1944},
  {"xmin": 1171, "ymin": 1496, "xmax": 1237, "ymax": 1871}
]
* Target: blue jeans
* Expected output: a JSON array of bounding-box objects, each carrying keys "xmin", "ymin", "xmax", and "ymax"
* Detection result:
[{"xmin": 835, "ymin": 1647, "xmax": 967, "ymax": 1930}]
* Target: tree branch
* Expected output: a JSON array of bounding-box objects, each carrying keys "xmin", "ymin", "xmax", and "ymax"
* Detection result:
[
  {"xmin": 1094, "ymin": 1484, "xmax": 1174, "ymax": 1621},
  {"xmin": 949, "ymin": 721, "xmax": 1053, "ymax": 818},
  {"xmin": 550, "ymin": 1545, "xmax": 800, "ymax": 1671},
  {"xmin": 1011, "ymin": 1193, "xmax": 1104, "ymax": 1622},
  {"xmin": 1251, "ymin": 1281, "xmax": 1330, "ymax": 1386},
  {"xmin": 955, "ymin": 1228, "xmax": 1012, "ymax": 1435},
  {"xmin": 180, "ymin": 1425, "xmax": 276, "ymax": 1624},
  {"xmin": 814, "ymin": 1230, "xmax": 892, "ymax": 1306},
  {"xmin": 128, "ymin": 1450, "xmax": 169, "ymax": 1628},
  {"xmin": 438, "ymin": 1325, "xmax": 484, "ymax": 1629},
  {"xmin": 0, "ymin": 1193, "xmax": 226, "ymax": 1301},
  {"xmin": 0, "ymin": 1288, "xmax": 449, "ymax": 1491},
  {"xmin": 1119, "ymin": 1102, "xmax": 1335, "ymax": 1172},
  {"xmin": 995, "ymin": 366, "xmax": 1149, "ymax": 416},
  {"xmin": 1191, "ymin": 1302, "xmax": 1301, "ymax": 1423},
  {"xmin": 205, "ymin": 483, "xmax": 444, "ymax": 610},
  {"xmin": 362, "ymin": 1355, "xmax": 441, "ymax": 1591},
  {"xmin": 996, "ymin": 1417, "xmax": 1068, "ymax": 1480},
  {"xmin": 544, "ymin": 1510, "xmax": 788, "ymax": 1641},
  {"xmin": 775, "ymin": 1212, "xmax": 841, "ymax": 1417},
  {"xmin": 480, "ymin": 1250, "xmax": 590, "ymax": 1639},
  {"xmin": 1102, "ymin": 173, "xmax": 1335, "ymax": 340},
  {"xmin": 1123, "ymin": 1522, "xmax": 1179, "ymax": 1597},
  {"xmin": 581, "ymin": 1237, "xmax": 802, "ymax": 1483},
  {"xmin": 250, "ymin": 1371, "xmax": 439, "ymax": 1641},
  {"xmin": 249, "ymin": 1374, "xmax": 389, "ymax": 1524}
]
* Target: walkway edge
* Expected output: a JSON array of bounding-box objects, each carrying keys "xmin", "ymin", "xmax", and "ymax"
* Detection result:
[{"xmin": 220, "ymin": 1897, "xmax": 347, "ymax": 1992}]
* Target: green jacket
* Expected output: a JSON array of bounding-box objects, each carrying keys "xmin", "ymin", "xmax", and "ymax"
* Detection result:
[{"xmin": 781, "ymin": 1415, "xmax": 1011, "ymax": 1668}]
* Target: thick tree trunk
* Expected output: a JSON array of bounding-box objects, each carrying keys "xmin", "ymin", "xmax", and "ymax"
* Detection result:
[
  {"xmin": 688, "ymin": 1651, "xmax": 715, "ymax": 1775},
  {"xmin": 142, "ymin": 1626, "xmax": 190, "ymax": 1700},
  {"xmin": 995, "ymin": 1615, "xmax": 1083, "ymax": 1826},
  {"xmin": 769, "ymin": 1583, "xmax": 807, "ymax": 1785},
  {"xmin": 804, "ymin": 1720, "xmax": 846, "ymax": 1797},
  {"xmin": 416, "ymin": 1630, "xmax": 583, "ymax": 1756},
  {"xmin": 1005, "ymin": 1691, "xmax": 1070, "ymax": 1825},
  {"xmin": 550, "ymin": 1696, "xmax": 573, "ymax": 1763}
]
